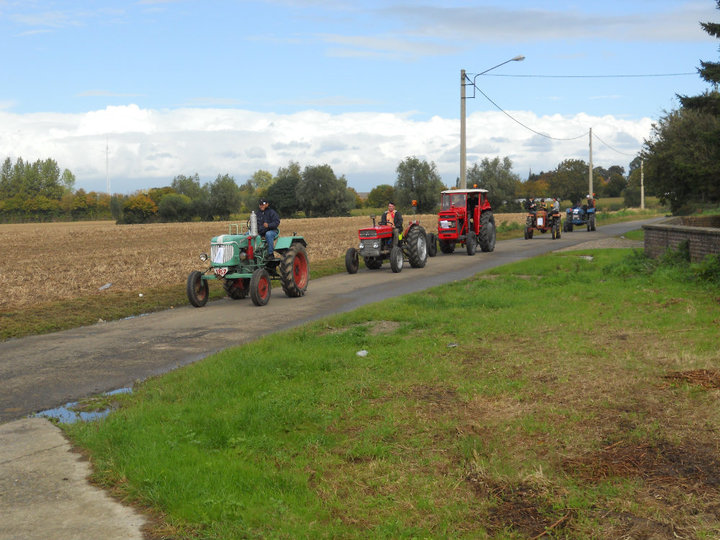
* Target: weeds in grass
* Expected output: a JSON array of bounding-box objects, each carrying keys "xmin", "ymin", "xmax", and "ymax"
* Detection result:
[{"xmin": 64, "ymin": 248, "xmax": 720, "ymax": 538}]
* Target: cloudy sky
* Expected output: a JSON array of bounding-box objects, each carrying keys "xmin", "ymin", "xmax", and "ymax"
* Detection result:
[{"xmin": 1, "ymin": 0, "xmax": 717, "ymax": 194}]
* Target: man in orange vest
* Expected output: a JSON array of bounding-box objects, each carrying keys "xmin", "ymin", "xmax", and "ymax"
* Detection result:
[{"xmin": 380, "ymin": 201, "xmax": 403, "ymax": 231}]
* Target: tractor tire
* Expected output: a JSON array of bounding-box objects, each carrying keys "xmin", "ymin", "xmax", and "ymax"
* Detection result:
[
  {"xmin": 390, "ymin": 246, "xmax": 403, "ymax": 273},
  {"xmin": 345, "ymin": 247, "xmax": 359, "ymax": 274},
  {"xmin": 223, "ymin": 278, "xmax": 249, "ymax": 299},
  {"xmin": 406, "ymin": 226, "xmax": 428, "ymax": 268},
  {"xmin": 250, "ymin": 268, "xmax": 271, "ymax": 306},
  {"xmin": 466, "ymin": 231, "xmax": 477, "ymax": 256},
  {"xmin": 364, "ymin": 256, "xmax": 383, "ymax": 270},
  {"xmin": 280, "ymin": 243, "xmax": 309, "ymax": 297},
  {"xmin": 186, "ymin": 271, "xmax": 209, "ymax": 307},
  {"xmin": 551, "ymin": 225, "xmax": 556, "ymax": 239},
  {"xmin": 478, "ymin": 212, "xmax": 497, "ymax": 252},
  {"xmin": 426, "ymin": 232, "xmax": 438, "ymax": 257},
  {"xmin": 439, "ymin": 239, "xmax": 455, "ymax": 254},
  {"xmin": 568, "ymin": 223, "xmax": 574, "ymax": 232},
  {"xmin": 589, "ymin": 215, "xmax": 596, "ymax": 231},
  {"xmin": 525, "ymin": 227, "xmax": 533, "ymax": 239}
]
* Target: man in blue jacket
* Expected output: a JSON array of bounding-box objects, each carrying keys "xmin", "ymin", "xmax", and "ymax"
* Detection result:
[{"xmin": 257, "ymin": 199, "xmax": 281, "ymax": 257}]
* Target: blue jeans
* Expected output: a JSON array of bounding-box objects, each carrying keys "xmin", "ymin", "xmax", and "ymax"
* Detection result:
[{"xmin": 264, "ymin": 229, "xmax": 278, "ymax": 255}]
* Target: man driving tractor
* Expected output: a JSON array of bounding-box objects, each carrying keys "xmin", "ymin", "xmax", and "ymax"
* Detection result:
[{"xmin": 380, "ymin": 201, "xmax": 403, "ymax": 232}]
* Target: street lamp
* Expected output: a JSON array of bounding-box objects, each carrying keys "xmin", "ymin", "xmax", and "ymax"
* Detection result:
[{"xmin": 460, "ymin": 55, "xmax": 525, "ymax": 188}]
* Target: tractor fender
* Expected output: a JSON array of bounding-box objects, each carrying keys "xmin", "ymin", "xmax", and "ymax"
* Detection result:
[{"xmin": 274, "ymin": 236, "xmax": 307, "ymax": 250}]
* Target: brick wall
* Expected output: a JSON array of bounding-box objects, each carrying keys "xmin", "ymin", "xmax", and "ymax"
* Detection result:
[{"xmin": 644, "ymin": 217, "xmax": 720, "ymax": 262}]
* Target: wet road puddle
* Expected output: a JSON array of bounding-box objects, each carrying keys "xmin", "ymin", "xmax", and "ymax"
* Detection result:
[{"xmin": 35, "ymin": 387, "xmax": 132, "ymax": 424}]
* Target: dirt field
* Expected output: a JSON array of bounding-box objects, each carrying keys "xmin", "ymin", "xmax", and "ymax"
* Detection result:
[{"xmin": 0, "ymin": 214, "xmax": 527, "ymax": 311}]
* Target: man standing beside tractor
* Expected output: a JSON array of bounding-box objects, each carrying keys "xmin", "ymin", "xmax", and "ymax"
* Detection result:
[{"xmin": 257, "ymin": 199, "xmax": 281, "ymax": 258}]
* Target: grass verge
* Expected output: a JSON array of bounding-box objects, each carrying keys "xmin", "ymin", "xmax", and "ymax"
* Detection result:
[{"xmin": 65, "ymin": 246, "xmax": 720, "ymax": 539}]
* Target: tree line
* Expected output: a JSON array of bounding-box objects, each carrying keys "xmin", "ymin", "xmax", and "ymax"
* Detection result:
[{"xmin": 1, "ymin": 152, "xmax": 647, "ymax": 225}]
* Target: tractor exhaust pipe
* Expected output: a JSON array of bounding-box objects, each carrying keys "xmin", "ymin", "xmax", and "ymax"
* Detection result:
[{"xmin": 249, "ymin": 211, "xmax": 258, "ymax": 236}]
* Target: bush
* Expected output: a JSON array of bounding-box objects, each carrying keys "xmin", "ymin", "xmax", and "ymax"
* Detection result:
[
  {"xmin": 693, "ymin": 254, "xmax": 720, "ymax": 284},
  {"xmin": 158, "ymin": 193, "xmax": 192, "ymax": 222}
]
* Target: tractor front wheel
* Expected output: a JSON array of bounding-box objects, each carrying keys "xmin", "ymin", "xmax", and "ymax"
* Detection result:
[
  {"xmin": 390, "ymin": 246, "xmax": 403, "ymax": 273},
  {"xmin": 187, "ymin": 271, "xmax": 209, "ymax": 307},
  {"xmin": 224, "ymin": 278, "xmax": 249, "ymax": 299},
  {"xmin": 364, "ymin": 256, "xmax": 383, "ymax": 270},
  {"xmin": 466, "ymin": 231, "xmax": 477, "ymax": 255},
  {"xmin": 281, "ymin": 243, "xmax": 309, "ymax": 297},
  {"xmin": 250, "ymin": 268, "xmax": 271, "ymax": 306},
  {"xmin": 406, "ymin": 226, "xmax": 428, "ymax": 268},
  {"xmin": 439, "ymin": 239, "xmax": 455, "ymax": 254},
  {"xmin": 427, "ymin": 232, "xmax": 438, "ymax": 257},
  {"xmin": 345, "ymin": 247, "xmax": 359, "ymax": 274}
]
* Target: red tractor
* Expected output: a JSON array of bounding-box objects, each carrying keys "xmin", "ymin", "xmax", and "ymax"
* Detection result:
[
  {"xmin": 436, "ymin": 188, "xmax": 496, "ymax": 255},
  {"xmin": 345, "ymin": 217, "xmax": 434, "ymax": 273},
  {"xmin": 524, "ymin": 207, "xmax": 562, "ymax": 239}
]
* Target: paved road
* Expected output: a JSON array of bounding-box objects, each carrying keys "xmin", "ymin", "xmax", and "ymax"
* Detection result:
[{"xmin": 0, "ymin": 219, "xmax": 657, "ymax": 423}]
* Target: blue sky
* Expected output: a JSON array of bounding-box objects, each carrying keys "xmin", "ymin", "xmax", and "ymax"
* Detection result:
[{"xmin": 1, "ymin": 0, "xmax": 718, "ymax": 194}]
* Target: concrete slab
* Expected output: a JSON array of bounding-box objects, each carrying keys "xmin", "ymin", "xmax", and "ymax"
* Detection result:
[{"xmin": 0, "ymin": 418, "xmax": 145, "ymax": 540}]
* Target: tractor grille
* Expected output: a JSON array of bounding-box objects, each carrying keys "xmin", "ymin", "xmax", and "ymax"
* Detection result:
[
  {"xmin": 211, "ymin": 243, "xmax": 235, "ymax": 264},
  {"xmin": 359, "ymin": 230, "xmax": 377, "ymax": 238},
  {"xmin": 439, "ymin": 219, "xmax": 456, "ymax": 230}
]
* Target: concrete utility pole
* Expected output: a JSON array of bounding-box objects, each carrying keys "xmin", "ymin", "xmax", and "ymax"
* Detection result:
[
  {"xmin": 640, "ymin": 159, "xmax": 645, "ymax": 209},
  {"xmin": 460, "ymin": 55, "xmax": 524, "ymax": 189},
  {"xmin": 460, "ymin": 69, "xmax": 467, "ymax": 190},
  {"xmin": 588, "ymin": 127, "xmax": 593, "ymax": 197}
]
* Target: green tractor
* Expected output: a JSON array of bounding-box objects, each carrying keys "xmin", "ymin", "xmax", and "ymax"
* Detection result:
[{"xmin": 186, "ymin": 212, "xmax": 309, "ymax": 307}]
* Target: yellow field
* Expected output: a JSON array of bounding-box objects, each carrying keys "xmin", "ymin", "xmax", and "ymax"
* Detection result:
[{"xmin": 0, "ymin": 213, "xmax": 526, "ymax": 311}]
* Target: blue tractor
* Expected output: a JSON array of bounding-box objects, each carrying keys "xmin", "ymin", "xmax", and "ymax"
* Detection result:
[{"xmin": 563, "ymin": 199, "xmax": 597, "ymax": 232}]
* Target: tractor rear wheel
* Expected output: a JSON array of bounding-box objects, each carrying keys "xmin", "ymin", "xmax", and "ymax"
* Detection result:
[
  {"xmin": 250, "ymin": 268, "xmax": 271, "ymax": 306},
  {"xmin": 478, "ymin": 212, "xmax": 496, "ymax": 252},
  {"xmin": 345, "ymin": 247, "xmax": 359, "ymax": 274},
  {"xmin": 427, "ymin": 232, "xmax": 437, "ymax": 257},
  {"xmin": 390, "ymin": 246, "xmax": 403, "ymax": 273},
  {"xmin": 439, "ymin": 239, "xmax": 455, "ymax": 254},
  {"xmin": 281, "ymin": 243, "xmax": 309, "ymax": 297},
  {"xmin": 406, "ymin": 226, "xmax": 428, "ymax": 268},
  {"xmin": 187, "ymin": 271, "xmax": 209, "ymax": 307},
  {"xmin": 525, "ymin": 227, "xmax": 534, "ymax": 239},
  {"xmin": 466, "ymin": 231, "xmax": 477, "ymax": 255},
  {"xmin": 589, "ymin": 215, "xmax": 596, "ymax": 231},
  {"xmin": 224, "ymin": 278, "xmax": 249, "ymax": 299}
]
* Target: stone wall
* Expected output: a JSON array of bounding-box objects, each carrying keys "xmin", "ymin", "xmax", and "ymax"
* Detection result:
[{"xmin": 644, "ymin": 216, "xmax": 720, "ymax": 262}]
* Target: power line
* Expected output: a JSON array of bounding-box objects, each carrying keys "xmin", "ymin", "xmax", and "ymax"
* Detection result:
[
  {"xmin": 592, "ymin": 131, "xmax": 639, "ymax": 158},
  {"xmin": 475, "ymin": 87, "xmax": 587, "ymax": 141},
  {"xmin": 474, "ymin": 86, "xmax": 642, "ymax": 160},
  {"xmin": 486, "ymin": 72, "xmax": 696, "ymax": 79}
]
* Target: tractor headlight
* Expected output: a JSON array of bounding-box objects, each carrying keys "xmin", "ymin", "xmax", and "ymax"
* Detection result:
[
  {"xmin": 373, "ymin": 241, "xmax": 379, "ymax": 249},
  {"xmin": 199, "ymin": 253, "xmax": 208, "ymax": 262},
  {"xmin": 238, "ymin": 250, "xmax": 248, "ymax": 260}
]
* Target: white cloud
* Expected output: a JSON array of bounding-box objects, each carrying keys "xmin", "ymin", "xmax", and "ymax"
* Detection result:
[{"xmin": 0, "ymin": 105, "xmax": 652, "ymax": 194}]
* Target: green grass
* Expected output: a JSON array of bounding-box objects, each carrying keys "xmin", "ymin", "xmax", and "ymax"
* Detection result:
[{"xmin": 65, "ymin": 247, "xmax": 720, "ymax": 539}]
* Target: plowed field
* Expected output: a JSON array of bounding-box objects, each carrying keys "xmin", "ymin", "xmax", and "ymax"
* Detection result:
[{"xmin": 1, "ymin": 214, "xmax": 526, "ymax": 311}]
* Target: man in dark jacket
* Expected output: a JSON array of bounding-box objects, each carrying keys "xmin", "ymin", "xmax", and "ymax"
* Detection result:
[
  {"xmin": 379, "ymin": 201, "xmax": 403, "ymax": 231},
  {"xmin": 257, "ymin": 199, "xmax": 281, "ymax": 257}
]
